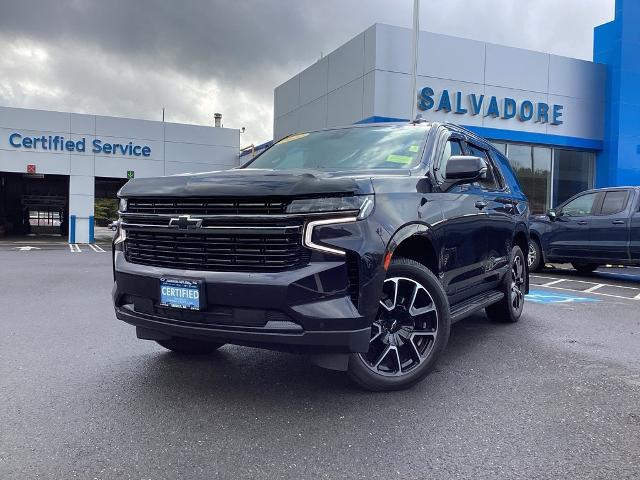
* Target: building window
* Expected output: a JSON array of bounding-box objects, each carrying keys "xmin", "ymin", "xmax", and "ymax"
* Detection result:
[
  {"xmin": 552, "ymin": 149, "xmax": 595, "ymax": 207},
  {"xmin": 490, "ymin": 141, "xmax": 596, "ymax": 214},
  {"xmin": 505, "ymin": 144, "xmax": 551, "ymax": 213},
  {"xmin": 490, "ymin": 142, "xmax": 507, "ymax": 155},
  {"xmin": 532, "ymin": 146, "xmax": 552, "ymax": 214}
]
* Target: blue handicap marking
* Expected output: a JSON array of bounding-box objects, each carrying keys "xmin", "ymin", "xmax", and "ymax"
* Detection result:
[{"xmin": 526, "ymin": 289, "xmax": 601, "ymax": 304}]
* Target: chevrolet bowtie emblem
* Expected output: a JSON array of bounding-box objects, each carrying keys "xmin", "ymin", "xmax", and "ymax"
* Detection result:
[{"xmin": 169, "ymin": 215, "xmax": 203, "ymax": 229}]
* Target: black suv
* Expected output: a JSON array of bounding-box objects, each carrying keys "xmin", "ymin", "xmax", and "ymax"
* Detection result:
[{"xmin": 112, "ymin": 122, "xmax": 529, "ymax": 391}]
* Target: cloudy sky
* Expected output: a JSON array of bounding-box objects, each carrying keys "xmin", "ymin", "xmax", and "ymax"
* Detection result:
[{"xmin": 0, "ymin": 0, "xmax": 614, "ymax": 146}]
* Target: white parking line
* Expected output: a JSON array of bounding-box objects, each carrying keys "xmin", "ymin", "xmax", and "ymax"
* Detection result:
[
  {"xmin": 532, "ymin": 275, "xmax": 640, "ymax": 291},
  {"xmin": 583, "ymin": 284, "xmax": 605, "ymax": 293},
  {"xmin": 531, "ymin": 274, "xmax": 640, "ymax": 301},
  {"xmin": 88, "ymin": 244, "xmax": 106, "ymax": 253},
  {"xmin": 69, "ymin": 244, "xmax": 81, "ymax": 253},
  {"xmin": 539, "ymin": 284, "xmax": 639, "ymax": 301}
]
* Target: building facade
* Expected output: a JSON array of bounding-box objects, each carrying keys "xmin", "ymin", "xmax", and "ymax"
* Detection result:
[
  {"xmin": 0, "ymin": 106, "xmax": 240, "ymax": 243},
  {"xmin": 273, "ymin": 0, "xmax": 639, "ymax": 213}
]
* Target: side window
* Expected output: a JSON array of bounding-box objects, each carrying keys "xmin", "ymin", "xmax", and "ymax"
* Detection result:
[
  {"xmin": 438, "ymin": 139, "xmax": 463, "ymax": 180},
  {"xmin": 598, "ymin": 190, "xmax": 629, "ymax": 215},
  {"xmin": 467, "ymin": 144, "xmax": 499, "ymax": 191},
  {"xmin": 561, "ymin": 192, "xmax": 598, "ymax": 217}
]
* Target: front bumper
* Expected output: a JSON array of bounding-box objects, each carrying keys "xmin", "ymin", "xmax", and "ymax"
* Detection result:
[{"xmin": 112, "ymin": 251, "xmax": 377, "ymax": 353}]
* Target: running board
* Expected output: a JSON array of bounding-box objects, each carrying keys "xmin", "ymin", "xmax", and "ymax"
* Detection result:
[{"xmin": 450, "ymin": 290, "xmax": 504, "ymax": 323}]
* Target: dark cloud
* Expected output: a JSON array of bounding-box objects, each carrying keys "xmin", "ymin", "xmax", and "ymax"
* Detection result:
[{"xmin": 0, "ymin": 0, "xmax": 614, "ymax": 145}]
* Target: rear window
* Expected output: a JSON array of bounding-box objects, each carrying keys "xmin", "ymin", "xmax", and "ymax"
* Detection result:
[{"xmin": 599, "ymin": 190, "xmax": 628, "ymax": 215}]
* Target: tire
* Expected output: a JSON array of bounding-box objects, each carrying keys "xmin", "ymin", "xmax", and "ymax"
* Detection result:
[
  {"xmin": 528, "ymin": 238, "xmax": 543, "ymax": 272},
  {"xmin": 571, "ymin": 262, "xmax": 598, "ymax": 275},
  {"xmin": 156, "ymin": 337, "xmax": 225, "ymax": 355},
  {"xmin": 485, "ymin": 246, "xmax": 526, "ymax": 323},
  {"xmin": 347, "ymin": 256, "xmax": 451, "ymax": 392}
]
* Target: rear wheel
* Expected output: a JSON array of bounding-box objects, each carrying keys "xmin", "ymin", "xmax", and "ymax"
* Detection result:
[
  {"xmin": 485, "ymin": 246, "xmax": 526, "ymax": 323},
  {"xmin": 528, "ymin": 239, "xmax": 543, "ymax": 272},
  {"xmin": 348, "ymin": 257, "xmax": 450, "ymax": 392},
  {"xmin": 156, "ymin": 337, "xmax": 225, "ymax": 355},
  {"xmin": 571, "ymin": 262, "xmax": 598, "ymax": 275}
]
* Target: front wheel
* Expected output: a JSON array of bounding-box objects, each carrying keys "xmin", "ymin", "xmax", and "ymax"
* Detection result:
[
  {"xmin": 485, "ymin": 245, "xmax": 526, "ymax": 323},
  {"xmin": 347, "ymin": 257, "xmax": 450, "ymax": 392},
  {"xmin": 571, "ymin": 262, "xmax": 598, "ymax": 275},
  {"xmin": 156, "ymin": 337, "xmax": 225, "ymax": 355}
]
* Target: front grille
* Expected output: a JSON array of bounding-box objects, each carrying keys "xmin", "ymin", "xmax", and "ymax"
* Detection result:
[
  {"xmin": 127, "ymin": 198, "xmax": 290, "ymax": 216},
  {"xmin": 124, "ymin": 228, "xmax": 310, "ymax": 272}
]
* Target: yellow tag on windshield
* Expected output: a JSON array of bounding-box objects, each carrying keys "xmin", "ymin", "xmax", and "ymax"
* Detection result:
[
  {"xmin": 386, "ymin": 154, "xmax": 413, "ymax": 164},
  {"xmin": 278, "ymin": 133, "xmax": 308, "ymax": 144},
  {"xmin": 408, "ymin": 145, "xmax": 420, "ymax": 153}
]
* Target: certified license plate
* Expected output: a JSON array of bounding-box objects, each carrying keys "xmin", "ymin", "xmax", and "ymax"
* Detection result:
[{"xmin": 159, "ymin": 278, "xmax": 203, "ymax": 310}]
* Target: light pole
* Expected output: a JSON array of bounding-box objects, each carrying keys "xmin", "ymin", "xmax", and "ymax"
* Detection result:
[{"xmin": 410, "ymin": 0, "xmax": 420, "ymax": 120}]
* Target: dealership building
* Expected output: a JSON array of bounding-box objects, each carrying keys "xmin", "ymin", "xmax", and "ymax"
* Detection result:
[
  {"xmin": 0, "ymin": 107, "xmax": 239, "ymax": 243},
  {"xmin": 274, "ymin": 0, "xmax": 639, "ymax": 213}
]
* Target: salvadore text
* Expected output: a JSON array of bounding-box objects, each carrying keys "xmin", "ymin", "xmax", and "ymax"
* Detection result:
[
  {"xmin": 8, "ymin": 133, "xmax": 151, "ymax": 157},
  {"xmin": 417, "ymin": 87, "xmax": 564, "ymax": 125}
]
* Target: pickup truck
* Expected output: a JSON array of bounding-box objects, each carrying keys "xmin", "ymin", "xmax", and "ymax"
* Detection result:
[
  {"xmin": 112, "ymin": 121, "xmax": 530, "ymax": 391},
  {"xmin": 529, "ymin": 186, "xmax": 640, "ymax": 273}
]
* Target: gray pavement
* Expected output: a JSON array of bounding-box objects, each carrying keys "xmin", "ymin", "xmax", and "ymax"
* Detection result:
[{"xmin": 1, "ymin": 250, "xmax": 639, "ymax": 479}]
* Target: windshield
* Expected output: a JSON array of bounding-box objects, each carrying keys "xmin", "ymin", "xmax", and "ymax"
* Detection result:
[{"xmin": 245, "ymin": 125, "xmax": 430, "ymax": 171}]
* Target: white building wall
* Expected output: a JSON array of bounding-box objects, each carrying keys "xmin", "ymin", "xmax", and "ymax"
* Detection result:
[
  {"xmin": 0, "ymin": 106, "xmax": 240, "ymax": 243},
  {"xmin": 274, "ymin": 24, "xmax": 606, "ymax": 143}
]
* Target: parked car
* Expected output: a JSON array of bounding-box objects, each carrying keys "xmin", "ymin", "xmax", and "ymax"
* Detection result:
[
  {"xmin": 108, "ymin": 221, "xmax": 118, "ymax": 231},
  {"xmin": 112, "ymin": 122, "xmax": 530, "ymax": 391},
  {"xmin": 529, "ymin": 186, "xmax": 640, "ymax": 273}
]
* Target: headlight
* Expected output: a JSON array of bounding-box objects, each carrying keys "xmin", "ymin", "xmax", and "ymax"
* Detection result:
[
  {"xmin": 119, "ymin": 198, "xmax": 127, "ymax": 213},
  {"xmin": 287, "ymin": 195, "xmax": 374, "ymax": 219}
]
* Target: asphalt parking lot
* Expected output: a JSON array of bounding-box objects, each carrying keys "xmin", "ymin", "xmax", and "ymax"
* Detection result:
[{"xmin": 1, "ymin": 246, "xmax": 639, "ymax": 479}]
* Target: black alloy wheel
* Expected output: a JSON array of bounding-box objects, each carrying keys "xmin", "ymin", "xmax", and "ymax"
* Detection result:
[
  {"xmin": 510, "ymin": 250, "xmax": 526, "ymax": 314},
  {"xmin": 348, "ymin": 257, "xmax": 450, "ymax": 391},
  {"xmin": 485, "ymin": 245, "xmax": 526, "ymax": 323},
  {"xmin": 528, "ymin": 239, "xmax": 543, "ymax": 272},
  {"xmin": 360, "ymin": 276, "xmax": 438, "ymax": 376}
]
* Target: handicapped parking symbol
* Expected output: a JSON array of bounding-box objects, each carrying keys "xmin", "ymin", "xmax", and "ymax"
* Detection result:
[{"xmin": 526, "ymin": 289, "xmax": 601, "ymax": 304}]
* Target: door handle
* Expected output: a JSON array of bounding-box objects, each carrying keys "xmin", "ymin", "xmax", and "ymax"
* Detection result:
[
  {"xmin": 612, "ymin": 220, "xmax": 625, "ymax": 225},
  {"xmin": 475, "ymin": 200, "xmax": 487, "ymax": 210},
  {"xmin": 577, "ymin": 220, "xmax": 588, "ymax": 225}
]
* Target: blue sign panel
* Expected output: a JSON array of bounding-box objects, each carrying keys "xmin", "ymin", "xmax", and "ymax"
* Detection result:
[
  {"xmin": 417, "ymin": 87, "xmax": 564, "ymax": 125},
  {"xmin": 8, "ymin": 132, "xmax": 151, "ymax": 157}
]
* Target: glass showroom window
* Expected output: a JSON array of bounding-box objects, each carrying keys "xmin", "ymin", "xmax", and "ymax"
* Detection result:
[
  {"xmin": 505, "ymin": 144, "xmax": 552, "ymax": 213},
  {"xmin": 552, "ymin": 149, "xmax": 595, "ymax": 207},
  {"xmin": 484, "ymin": 141, "xmax": 594, "ymax": 212}
]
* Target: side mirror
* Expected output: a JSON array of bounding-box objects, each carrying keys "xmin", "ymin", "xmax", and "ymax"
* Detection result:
[
  {"xmin": 547, "ymin": 209, "xmax": 557, "ymax": 221},
  {"xmin": 445, "ymin": 156, "xmax": 487, "ymax": 182}
]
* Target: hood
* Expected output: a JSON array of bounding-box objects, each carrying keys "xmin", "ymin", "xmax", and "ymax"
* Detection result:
[{"xmin": 117, "ymin": 168, "xmax": 407, "ymax": 198}]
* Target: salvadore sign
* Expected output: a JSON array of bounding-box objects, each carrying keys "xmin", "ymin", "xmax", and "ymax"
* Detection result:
[
  {"xmin": 8, "ymin": 132, "xmax": 152, "ymax": 157},
  {"xmin": 417, "ymin": 87, "xmax": 564, "ymax": 125}
]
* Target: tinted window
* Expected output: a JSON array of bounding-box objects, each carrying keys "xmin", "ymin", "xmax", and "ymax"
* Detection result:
[
  {"xmin": 246, "ymin": 126, "xmax": 429, "ymax": 171},
  {"xmin": 438, "ymin": 139, "xmax": 463, "ymax": 180},
  {"xmin": 599, "ymin": 190, "xmax": 628, "ymax": 215},
  {"xmin": 467, "ymin": 144, "xmax": 499, "ymax": 190},
  {"xmin": 561, "ymin": 192, "xmax": 597, "ymax": 217}
]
